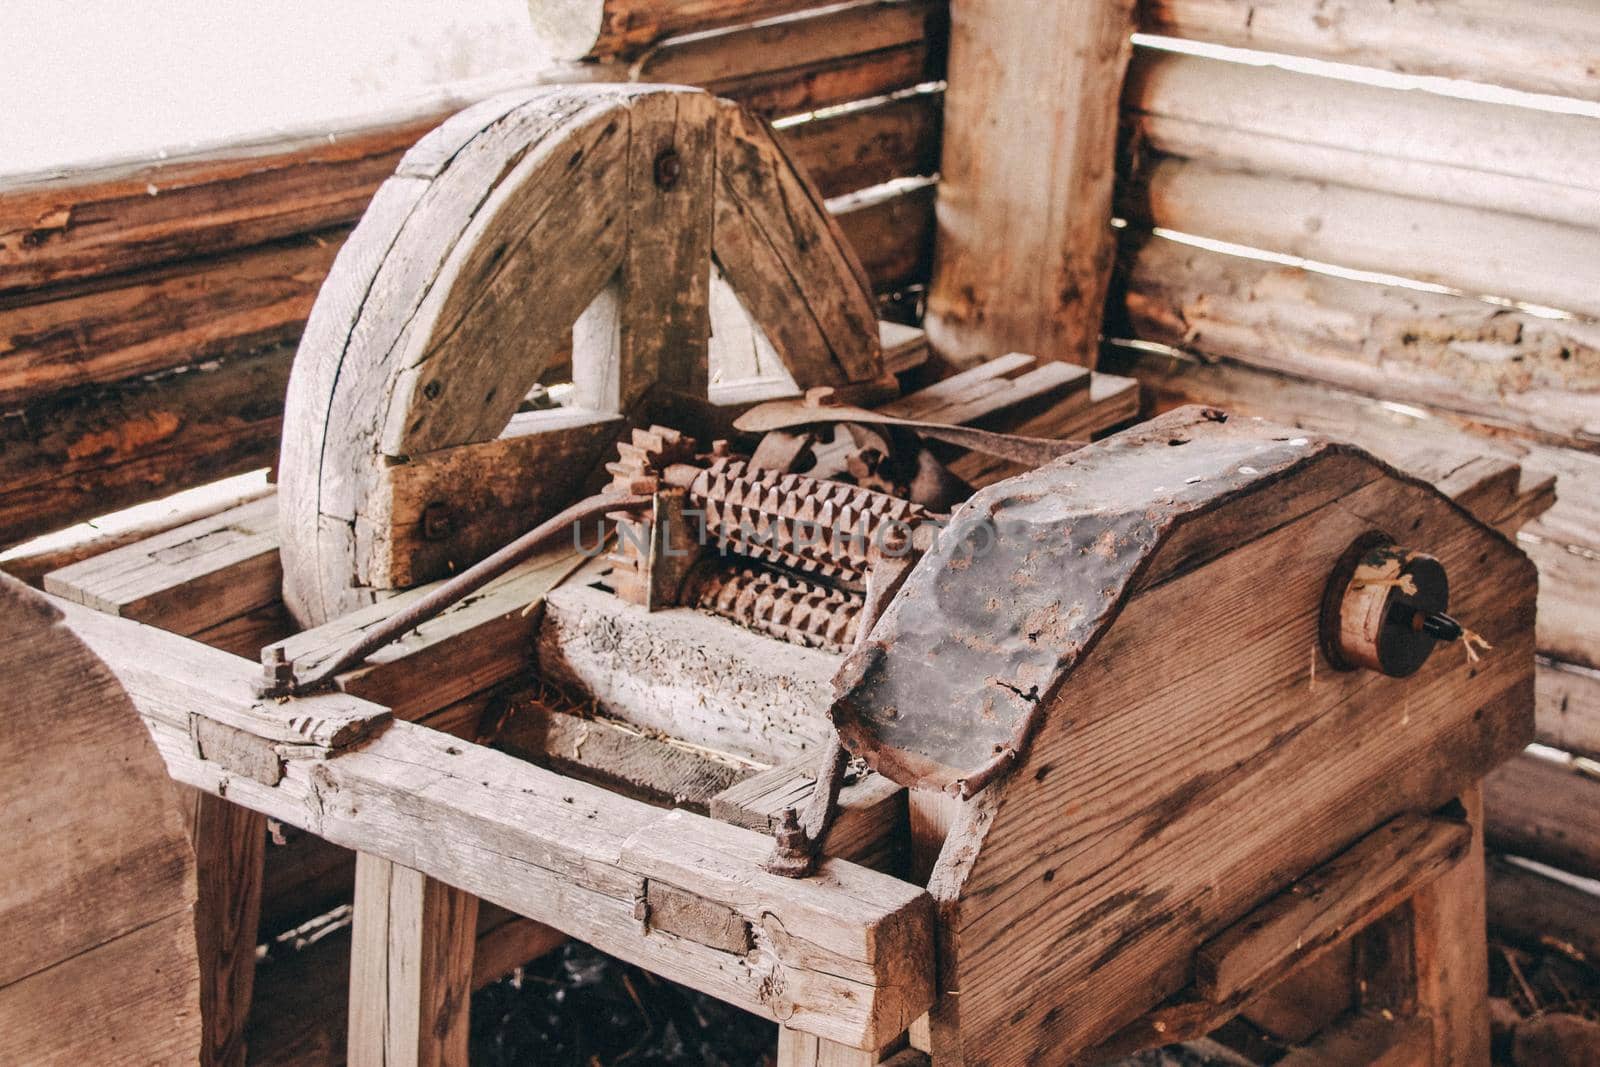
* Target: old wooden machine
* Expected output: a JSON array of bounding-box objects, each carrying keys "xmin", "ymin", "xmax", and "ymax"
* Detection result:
[{"xmin": 35, "ymin": 84, "xmax": 1538, "ymax": 1065}]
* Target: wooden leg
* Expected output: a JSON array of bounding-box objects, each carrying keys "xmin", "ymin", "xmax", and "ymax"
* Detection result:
[
  {"xmin": 1411, "ymin": 787, "xmax": 1491, "ymax": 1066},
  {"xmin": 348, "ymin": 854, "xmax": 479, "ymax": 1067},
  {"xmin": 776, "ymin": 1029, "xmax": 917, "ymax": 1067},
  {"xmin": 188, "ymin": 790, "xmax": 267, "ymax": 1067}
]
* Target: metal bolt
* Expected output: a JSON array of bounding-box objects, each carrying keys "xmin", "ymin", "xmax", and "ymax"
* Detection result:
[
  {"xmin": 255, "ymin": 645, "xmax": 296, "ymax": 698},
  {"xmin": 653, "ymin": 148, "xmax": 681, "ymax": 190},
  {"xmin": 762, "ymin": 807, "xmax": 816, "ymax": 878},
  {"xmin": 422, "ymin": 502, "xmax": 453, "ymax": 541}
]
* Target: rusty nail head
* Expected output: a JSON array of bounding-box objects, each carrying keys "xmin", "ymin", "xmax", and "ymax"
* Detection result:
[
  {"xmin": 422, "ymin": 503, "xmax": 453, "ymax": 541},
  {"xmin": 653, "ymin": 148, "xmax": 681, "ymax": 189}
]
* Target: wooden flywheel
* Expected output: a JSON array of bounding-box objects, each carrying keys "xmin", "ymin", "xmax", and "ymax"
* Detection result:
[{"xmin": 278, "ymin": 84, "xmax": 886, "ymax": 626}]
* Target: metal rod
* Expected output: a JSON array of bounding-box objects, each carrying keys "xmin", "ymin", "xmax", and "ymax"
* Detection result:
[{"xmin": 272, "ymin": 491, "xmax": 649, "ymax": 696}]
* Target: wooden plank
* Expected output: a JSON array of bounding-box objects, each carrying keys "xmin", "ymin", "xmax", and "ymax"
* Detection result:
[
  {"xmin": 348, "ymin": 855, "xmax": 478, "ymax": 1067},
  {"xmin": 271, "ymin": 547, "xmax": 587, "ymax": 723},
  {"xmin": 925, "ymin": 0, "xmax": 1137, "ymax": 366},
  {"xmin": 189, "ymin": 793, "xmax": 267, "ymax": 1067},
  {"xmin": 1125, "ymin": 47, "xmax": 1600, "ymax": 231},
  {"xmin": 1119, "ymin": 233, "xmax": 1600, "ymax": 452},
  {"xmin": 1139, "ymin": 0, "xmax": 1600, "ymax": 103},
  {"xmin": 831, "ymin": 179, "xmax": 936, "ymax": 293},
  {"xmin": 0, "ymin": 342, "xmax": 289, "ymax": 549},
  {"xmin": 492, "ymin": 697, "xmax": 756, "ymax": 811},
  {"xmin": 942, "ymin": 372, "xmax": 1141, "ymax": 487},
  {"xmin": 712, "ymin": 762, "xmax": 910, "ymax": 875},
  {"xmin": 1484, "ymin": 750, "xmax": 1600, "ymax": 880},
  {"xmin": 44, "ymin": 494, "xmax": 281, "ymax": 637},
  {"xmin": 776, "ymin": 1030, "xmax": 912, "ymax": 1066},
  {"xmin": 59, "ymin": 598, "xmax": 937, "ymax": 1051},
  {"xmin": 1411, "ymin": 787, "xmax": 1493, "ymax": 1066},
  {"xmin": 1123, "ymin": 156, "xmax": 1600, "ymax": 320},
  {"xmin": 1196, "ymin": 815, "xmax": 1471, "ymax": 1004},
  {"xmin": 0, "ymin": 578, "xmax": 201, "ymax": 1066}
]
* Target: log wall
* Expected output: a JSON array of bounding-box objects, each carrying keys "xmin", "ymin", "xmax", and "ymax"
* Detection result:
[
  {"xmin": 1110, "ymin": 2, "xmax": 1600, "ymax": 968},
  {"xmin": 0, "ymin": 0, "xmax": 947, "ymax": 546}
]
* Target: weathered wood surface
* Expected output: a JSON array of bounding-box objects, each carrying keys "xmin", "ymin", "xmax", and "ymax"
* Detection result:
[
  {"xmin": 0, "ymin": 343, "xmax": 291, "ymax": 548},
  {"xmin": 278, "ymin": 84, "xmax": 886, "ymax": 623},
  {"xmin": 1139, "ymin": 0, "xmax": 1600, "ymax": 103},
  {"xmin": 1484, "ymin": 750, "xmax": 1600, "ymax": 881},
  {"xmin": 1195, "ymin": 814, "xmax": 1471, "ymax": 1004},
  {"xmin": 45, "ymin": 493, "xmax": 282, "ymax": 636},
  {"xmin": 1274, "ymin": 1013, "xmax": 1433, "ymax": 1067},
  {"xmin": 1537, "ymin": 658, "xmax": 1600, "ymax": 761},
  {"xmin": 1122, "ymin": 156, "xmax": 1600, "ymax": 321},
  {"xmin": 712, "ymin": 761, "xmax": 910, "ymax": 875},
  {"xmin": 493, "ymin": 695, "xmax": 756, "ymax": 810},
  {"xmin": 58, "ymin": 597, "xmax": 936, "ymax": 1050},
  {"xmin": 1119, "ymin": 235, "xmax": 1600, "ymax": 452},
  {"xmin": 1411, "ymin": 787, "xmax": 1493, "ymax": 1066},
  {"xmin": 924, "ymin": 432, "xmax": 1535, "ymax": 1061},
  {"xmin": 925, "ymin": 0, "xmax": 1137, "ymax": 367},
  {"xmin": 0, "ymin": 576, "xmax": 202, "ymax": 1066},
  {"xmin": 348, "ymin": 856, "xmax": 478, "ymax": 1067},
  {"xmin": 1124, "ymin": 47, "xmax": 1600, "ymax": 232},
  {"xmin": 1486, "ymin": 855, "xmax": 1600, "ymax": 967}
]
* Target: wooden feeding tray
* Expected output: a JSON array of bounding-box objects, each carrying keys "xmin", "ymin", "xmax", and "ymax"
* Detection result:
[{"xmin": 17, "ymin": 84, "xmax": 1553, "ymax": 1067}]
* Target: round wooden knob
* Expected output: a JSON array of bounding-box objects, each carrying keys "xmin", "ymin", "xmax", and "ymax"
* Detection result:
[{"xmin": 1322, "ymin": 538, "xmax": 1450, "ymax": 678}]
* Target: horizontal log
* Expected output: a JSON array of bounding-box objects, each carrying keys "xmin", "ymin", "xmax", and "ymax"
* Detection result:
[
  {"xmin": 832, "ymin": 179, "xmax": 937, "ymax": 293},
  {"xmin": 527, "ymin": 0, "xmax": 838, "ymax": 60},
  {"xmin": 1139, "ymin": 0, "xmax": 1600, "ymax": 103},
  {"xmin": 1122, "ymin": 156, "xmax": 1600, "ymax": 320},
  {"xmin": 0, "ymin": 2, "xmax": 942, "ymax": 299},
  {"xmin": 0, "ymin": 344, "xmax": 289, "ymax": 549},
  {"xmin": 59, "ymin": 598, "xmax": 936, "ymax": 1049},
  {"xmin": 1486, "ymin": 855, "xmax": 1600, "ymax": 966},
  {"xmin": 1118, "ymin": 234, "xmax": 1600, "ymax": 451},
  {"xmin": 1484, "ymin": 750, "xmax": 1600, "ymax": 881},
  {"xmin": 777, "ymin": 90, "xmax": 942, "ymax": 202},
  {"xmin": 1124, "ymin": 48, "xmax": 1600, "ymax": 231},
  {"xmin": 0, "ymin": 230, "xmax": 339, "ymax": 407},
  {"xmin": 1538, "ymin": 659, "xmax": 1600, "ymax": 762}
]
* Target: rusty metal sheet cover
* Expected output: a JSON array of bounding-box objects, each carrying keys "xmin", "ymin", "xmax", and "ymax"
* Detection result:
[{"xmin": 829, "ymin": 407, "xmax": 1332, "ymax": 795}]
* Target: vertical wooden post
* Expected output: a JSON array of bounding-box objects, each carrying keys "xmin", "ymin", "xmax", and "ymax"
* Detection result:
[
  {"xmin": 187, "ymin": 790, "xmax": 267, "ymax": 1067},
  {"xmin": 925, "ymin": 0, "xmax": 1138, "ymax": 368},
  {"xmin": 1411, "ymin": 787, "xmax": 1492, "ymax": 1066},
  {"xmin": 349, "ymin": 853, "xmax": 479, "ymax": 1067},
  {"xmin": 776, "ymin": 1029, "xmax": 914, "ymax": 1066}
]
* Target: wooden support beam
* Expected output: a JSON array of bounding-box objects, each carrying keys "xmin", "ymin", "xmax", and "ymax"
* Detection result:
[
  {"xmin": 1411, "ymin": 788, "xmax": 1492, "ymax": 1067},
  {"xmin": 925, "ymin": 0, "xmax": 1138, "ymax": 367},
  {"xmin": 59, "ymin": 598, "xmax": 936, "ymax": 1050},
  {"xmin": 188, "ymin": 793, "xmax": 268, "ymax": 1067},
  {"xmin": 349, "ymin": 855, "xmax": 478, "ymax": 1067},
  {"xmin": 1139, "ymin": 0, "xmax": 1600, "ymax": 104},
  {"xmin": 527, "ymin": 0, "xmax": 838, "ymax": 60},
  {"xmin": 1196, "ymin": 814, "xmax": 1471, "ymax": 1005},
  {"xmin": 1536, "ymin": 659, "xmax": 1600, "ymax": 762},
  {"xmin": 776, "ymin": 1030, "xmax": 922, "ymax": 1066}
]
